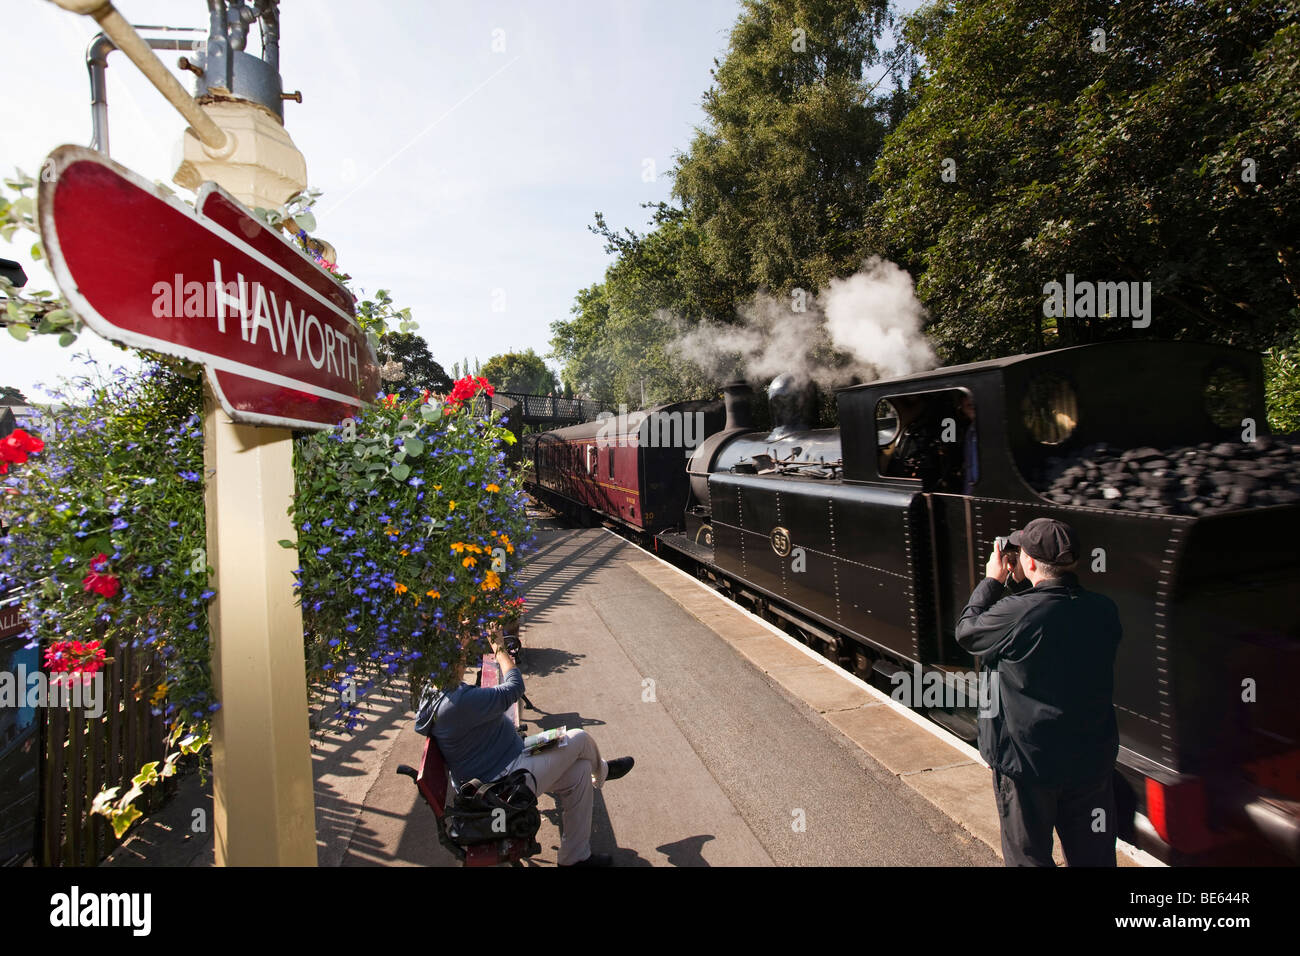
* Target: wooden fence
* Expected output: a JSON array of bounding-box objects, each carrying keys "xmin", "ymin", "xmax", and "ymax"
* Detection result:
[{"xmin": 40, "ymin": 637, "xmax": 171, "ymax": 866}]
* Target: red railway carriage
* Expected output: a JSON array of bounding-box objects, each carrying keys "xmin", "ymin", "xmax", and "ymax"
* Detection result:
[{"xmin": 532, "ymin": 400, "xmax": 724, "ymax": 532}]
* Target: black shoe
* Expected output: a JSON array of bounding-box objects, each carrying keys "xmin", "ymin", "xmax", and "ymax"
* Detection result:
[
  {"xmin": 605, "ymin": 757, "xmax": 634, "ymax": 781},
  {"xmin": 561, "ymin": 853, "xmax": 612, "ymax": 867}
]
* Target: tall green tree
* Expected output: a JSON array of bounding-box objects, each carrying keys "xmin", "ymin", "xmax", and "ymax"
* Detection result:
[
  {"xmin": 376, "ymin": 333, "xmax": 453, "ymax": 392},
  {"xmin": 480, "ymin": 349, "xmax": 558, "ymax": 395},
  {"xmin": 673, "ymin": 0, "xmax": 900, "ymax": 294},
  {"xmin": 871, "ymin": 0, "xmax": 1299, "ymax": 362}
]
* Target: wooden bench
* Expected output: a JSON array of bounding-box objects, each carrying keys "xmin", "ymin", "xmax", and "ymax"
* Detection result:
[{"xmin": 397, "ymin": 737, "xmax": 536, "ymax": 867}]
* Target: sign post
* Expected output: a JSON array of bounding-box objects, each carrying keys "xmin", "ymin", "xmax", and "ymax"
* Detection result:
[{"xmin": 39, "ymin": 145, "xmax": 379, "ymax": 864}]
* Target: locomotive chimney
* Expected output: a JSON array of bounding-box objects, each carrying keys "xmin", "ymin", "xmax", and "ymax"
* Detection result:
[{"xmin": 722, "ymin": 380, "xmax": 754, "ymax": 431}]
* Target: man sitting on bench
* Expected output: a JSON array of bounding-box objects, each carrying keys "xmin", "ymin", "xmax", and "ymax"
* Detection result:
[{"xmin": 416, "ymin": 631, "xmax": 634, "ymax": 867}]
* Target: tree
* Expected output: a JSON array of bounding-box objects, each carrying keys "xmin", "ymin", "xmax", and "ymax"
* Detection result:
[
  {"xmin": 870, "ymin": 0, "xmax": 1299, "ymax": 363},
  {"xmin": 375, "ymin": 333, "xmax": 453, "ymax": 393},
  {"xmin": 480, "ymin": 349, "xmax": 559, "ymax": 395},
  {"xmin": 673, "ymin": 0, "xmax": 900, "ymax": 295}
]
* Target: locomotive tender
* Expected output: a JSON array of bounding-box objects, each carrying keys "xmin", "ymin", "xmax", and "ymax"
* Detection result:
[{"xmin": 526, "ymin": 340, "xmax": 1299, "ymax": 864}]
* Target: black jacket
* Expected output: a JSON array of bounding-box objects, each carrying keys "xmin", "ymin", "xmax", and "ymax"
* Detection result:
[{"xmin": 955, "ymin": 573, "xmax": 1121, "ymax": 786}]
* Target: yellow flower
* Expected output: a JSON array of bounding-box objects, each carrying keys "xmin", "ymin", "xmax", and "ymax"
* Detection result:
[
  {"xmin": 400, "ymin": 549, "xmax": 409, "ymax": 556},
  {"xmin": 462, "ymin": 556, "xmax": 477, "ymax": 568},
  {"xmin": 150, "ymin": 683, "xmax": 169, "ymax": 706},
  {"xmin": 485, "ymin": 483, "xmax": 500, "ymax": 493},
  {"xmin": 426, "ymin": 589, "xmax": 440, "ymax": 599},
  {"xmin": 433, "ymin": 484, "xmax": 442, "ymax": 491},
  {"xmin": 384, "ymin": 525, "xmax": 399, "ymax": 537},
  {"xmin": 449, "ymin": 501, "xmax": 456, "ymax": 511},
  {"xmin": 394, "ymin": 582, "xmax": 408, "ymax": 595},
  {"xmin": 481, "ymin": 571, "xmax": 501, "ymax": 591},
  {"xmin": 412, "ymin": 594, "xmax": 421, "ymax": 607},
  {"xmin": 450, "ymin": 542, "xmax": 466, "ymax": 554}
]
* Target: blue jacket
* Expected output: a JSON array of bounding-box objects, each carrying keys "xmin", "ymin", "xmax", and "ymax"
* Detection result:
[
  {"xmin": 414, "ymin": 669, "xmax": 525, "ymax": 785},
  {"xmin": 955, "ymin": 573, "xmax": 1121, "ymax": 785}
]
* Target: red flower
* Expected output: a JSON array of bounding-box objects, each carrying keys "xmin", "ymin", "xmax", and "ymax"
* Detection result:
[
  {"xmin": 82, "ymin": 553, "xmax": 120, "ymax": 599},
  {"xmin": 44, "ymin": 639, "xmax": 108, "ymax": 680},
  {"xmin": 0, "ymin": 429, "xmax": 43, "ymax": 465},
  {"xmin": 445, "ymin": 375, "xmax": 495, "ymax": 408}
]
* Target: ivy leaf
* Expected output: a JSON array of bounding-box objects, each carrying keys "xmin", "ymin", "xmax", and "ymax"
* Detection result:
[{"xmin": 109, "ymin": 804, "xmax": 143, "ymax": 839}]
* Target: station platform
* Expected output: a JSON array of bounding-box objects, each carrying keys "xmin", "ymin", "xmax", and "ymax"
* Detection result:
[{"xmin": 105, "ymin": 524, "xmax": 1152, "ymax": 867}]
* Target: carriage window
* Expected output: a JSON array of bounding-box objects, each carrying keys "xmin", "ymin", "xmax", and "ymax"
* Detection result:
[
  {"xmin": 608, "ymin": 445, "xmax": 615, "ymax": 479},
  {"xmin": 1204, "ymin": 365, "xmax": 1251, "ymax": 429},
  {"xmin": 877, "ymin": 389, "xmax": 977, "ymax": 492},
  {"xmin": 587, "ymin": 444, "xmax": 597, "ymax": 474},
  {"xmin": 1022, "ymin": 373, "xmax": 1077, "ymax": 445}
]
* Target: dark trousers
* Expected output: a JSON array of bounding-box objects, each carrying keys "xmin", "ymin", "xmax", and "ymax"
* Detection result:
[{"xmin": 992, "ymin": 768, "xmax": 1117, "ymax": 867}]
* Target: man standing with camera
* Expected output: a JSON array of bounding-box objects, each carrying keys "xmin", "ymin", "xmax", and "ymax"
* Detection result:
[{"xmin": 955, "ymin": 518, "xmax": 1122, "ymax": 866}]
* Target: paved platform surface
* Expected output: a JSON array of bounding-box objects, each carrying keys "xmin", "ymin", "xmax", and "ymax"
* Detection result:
[{"xmin": 106, "ymin": 523, "xmax": 1149, "ymax": 867}]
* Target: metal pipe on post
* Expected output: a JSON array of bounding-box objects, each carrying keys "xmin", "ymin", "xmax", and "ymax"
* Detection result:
[
  {"xmin": 87, "ymin": 29, "xmax": 205, "ymax": 157},
  {"xmin": 51, "ymin": 0, "xmax": 228, "ymax": 151}
]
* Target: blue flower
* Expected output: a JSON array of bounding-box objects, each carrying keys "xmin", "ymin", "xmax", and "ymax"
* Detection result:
[
  {"xmin": 111, "ymin": 517, "xmax": 129, "ymax": 531},
  {"xmin": 317, "ymin": 546, "xmax": 333, "ymax": 556},
  {"xmin": 178, "ymin": 470, "xmax": 201, "ymax": 482}
]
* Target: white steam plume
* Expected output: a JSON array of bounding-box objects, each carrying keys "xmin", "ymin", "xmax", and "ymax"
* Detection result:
[{"xmin": 668, "ymin": 257, "xmax": 937, "ymax": 388}]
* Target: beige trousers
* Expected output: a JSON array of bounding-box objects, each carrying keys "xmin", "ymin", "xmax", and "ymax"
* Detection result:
[{"xmin": 503, "ymin": 728, "xmax": 608, "ymax": 865}]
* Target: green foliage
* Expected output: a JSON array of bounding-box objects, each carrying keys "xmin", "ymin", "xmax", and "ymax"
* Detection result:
[
  {"xmin": 870, "ymin": 0, "xmax": 1299, "ymax": 361},
  {"xmin": 376, "ymin": 332, "xmax": 453, "ymax": 392},
  {"xmin": 1, "ymin": 170, "xmax": 81, "ymax": 345},
  {"xmin": 290, "ymin": 385, "xmax": 532, "ymax": 721},
  {"xmin": 673, "ymin": 0, "xmax": 898, "ymax": 294},
  {"xmin": 550, "ymin": 211, "xmax": 734, "ymax": 407},
  {"xmin": 480, "ymin": 348, "xmax": 558, "ymax": 394},
  {"xmin": 1264, "ymin": 319, "xmax": 1300, "ymax": 432}
]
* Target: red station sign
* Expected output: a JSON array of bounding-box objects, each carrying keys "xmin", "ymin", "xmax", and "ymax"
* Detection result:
[{"xmin": 37, "ymin": 145, "xmax": 380, "ymax": 430}]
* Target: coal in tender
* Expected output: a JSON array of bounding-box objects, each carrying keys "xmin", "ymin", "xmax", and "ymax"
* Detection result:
[{"xmin": 1032, "ymin": 434, "xmax": 1300, "ymax": 516}]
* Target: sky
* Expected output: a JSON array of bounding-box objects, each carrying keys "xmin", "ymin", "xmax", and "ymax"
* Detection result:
[{"xmin": 1, "ymin": 0, "xmax": 922, "ymax": 402}]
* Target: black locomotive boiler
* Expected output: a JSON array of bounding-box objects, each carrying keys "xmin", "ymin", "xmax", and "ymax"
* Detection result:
[{"xmin": 526, "ymin": 340, "xmax": 1300, "ymax": 864}]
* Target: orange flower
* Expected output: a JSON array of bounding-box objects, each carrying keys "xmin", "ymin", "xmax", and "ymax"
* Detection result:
[
  {"xmin": 448, "ymin": 501, "xmax": 456, "ymax": 511},
  {"xmin": 426, "ymin": 589, "xmax": 440, "ymax": 599},
  {"xmin": 485, "ymin": 483, "xmax": 500, "ymax": 493},
  {"xmin": 384, "ymin": 525, "xmax": 399, "ymax": 537},
  {"xmin": 462, "ymin": 556, "xmax": 477, "ymax": 568},
  {"xmin": 394, "ymin": 582, "xmax": 408, "ymax": 595},
  {"xmin": 481, "ymin": 571, "xmax": 501, "ymax": 591}
]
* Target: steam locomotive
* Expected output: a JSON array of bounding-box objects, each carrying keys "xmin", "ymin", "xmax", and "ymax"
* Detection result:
[{"xmin": 524, "ymin": 340, "xmax": 1300, "ymax": 864}]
